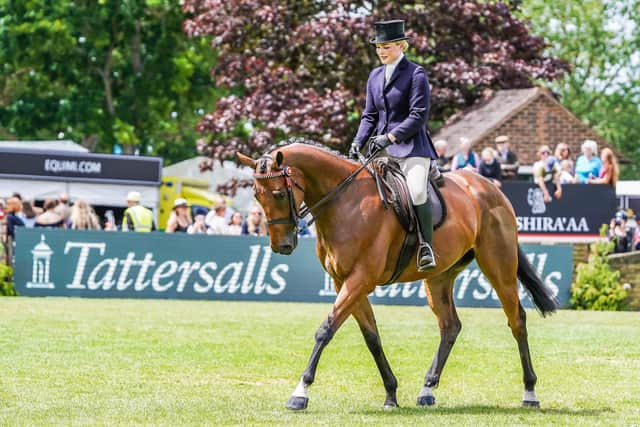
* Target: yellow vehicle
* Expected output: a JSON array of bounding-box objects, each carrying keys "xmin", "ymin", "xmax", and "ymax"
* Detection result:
[{"xmin": 158, "ymin": 176, "xmax": 226, "ymax": 230}]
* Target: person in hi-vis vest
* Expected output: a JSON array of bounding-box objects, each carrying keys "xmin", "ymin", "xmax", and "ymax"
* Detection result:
[{"xmin": 122, "ymin": 191, "xmax": 155, "ymax": 232}]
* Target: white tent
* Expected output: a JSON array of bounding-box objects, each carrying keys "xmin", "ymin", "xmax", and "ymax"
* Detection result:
[
  {"xmin": 0, "ymin": 140, "xmax": 89, "ymax": 153},
  {"xmin": 617, "ymin": 181, "xmax": 640, "ymax": 197}
]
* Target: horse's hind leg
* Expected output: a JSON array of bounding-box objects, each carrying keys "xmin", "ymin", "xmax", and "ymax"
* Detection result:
[
  {"xmin": 475, "ymin": 239, "xmax": 540, "ymax": 407},
  {"xmin": 351, "ymin": 297, "xmax": 399, "ymax": 408},
  {"xmin": 417, "ymin": 271, "xmax": 461, "ymax": 406}
]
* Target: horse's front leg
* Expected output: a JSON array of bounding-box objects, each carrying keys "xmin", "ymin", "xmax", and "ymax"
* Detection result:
[{"xmin": 286, "ymin": 275, "xmax": 370, "ymax": 410}]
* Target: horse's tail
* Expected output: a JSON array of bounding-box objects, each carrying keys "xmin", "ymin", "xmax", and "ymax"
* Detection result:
[{"xmin": 517, "ymin": 245, "xmax": 559, "ymax": 316}]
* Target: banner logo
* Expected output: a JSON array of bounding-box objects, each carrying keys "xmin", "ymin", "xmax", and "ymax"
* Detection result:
[
  {"xmin": 26, "ymin": 235, "xmax": 55, "ymax": 289},
  {"xmin": 527, "ymin": 188, "xmax": 546, "ymax": 214}
]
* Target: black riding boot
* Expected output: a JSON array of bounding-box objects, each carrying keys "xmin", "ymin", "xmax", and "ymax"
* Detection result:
[{"xmin": 414, "ymin": 201, "xmax": 436, "ymax": 271}]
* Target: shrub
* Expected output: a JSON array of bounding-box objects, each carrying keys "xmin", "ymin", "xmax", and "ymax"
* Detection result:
[
  {"xmin": 571, "ymin": 231, "xmax": 627, "ymax": 310},
  {"xmin": 0, "ymin": 263, "xmax": 16, "ymax": 296}
]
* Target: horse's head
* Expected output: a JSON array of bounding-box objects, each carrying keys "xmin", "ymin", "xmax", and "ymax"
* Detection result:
[{"xmin": 237, "ymin": 150, "xmax": 305, "ymax": 255}]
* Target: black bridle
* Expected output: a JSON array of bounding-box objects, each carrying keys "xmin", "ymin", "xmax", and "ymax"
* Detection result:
[
  {"xmin": 253, "ymin": 146, "xmax": 380, "ymax": 232},
  {"xmin": 253, "ymin": 164, "xmax": 306, "ymax": 230}
]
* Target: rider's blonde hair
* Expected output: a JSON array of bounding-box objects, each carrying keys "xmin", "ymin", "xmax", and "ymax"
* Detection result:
[{"xmin": 398, "ymin": 40, "xmax": 409, "ymax": 51}]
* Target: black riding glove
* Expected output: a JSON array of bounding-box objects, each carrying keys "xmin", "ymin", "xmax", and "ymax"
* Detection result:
[
  {"xmin": 349, "ymin": 141, "xmax": 361, "ymax": 160},
  {"xmin": 371, "ymin": 134, "xmax": 391, "ymax": 152}
]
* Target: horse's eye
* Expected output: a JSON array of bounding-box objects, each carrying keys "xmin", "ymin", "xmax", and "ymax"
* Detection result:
[{"xmin": 272, "ymin": 190, "xmax": 286, "ymax": 200}]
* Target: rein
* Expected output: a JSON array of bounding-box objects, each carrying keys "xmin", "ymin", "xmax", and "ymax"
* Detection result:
[{"xmin": 253, "ymin": 146, "xmax": 380, "ymax": 231}]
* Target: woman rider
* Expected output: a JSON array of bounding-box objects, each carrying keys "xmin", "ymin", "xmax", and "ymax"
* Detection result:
[{"xmin": 350, "ymin": 20, "xmax": 439, "ymax": 271}]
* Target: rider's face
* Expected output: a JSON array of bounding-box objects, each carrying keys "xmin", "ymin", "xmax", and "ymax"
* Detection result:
[{"xmin": 376, "ymin": 42, "xmax": 404, "ymax": 65}]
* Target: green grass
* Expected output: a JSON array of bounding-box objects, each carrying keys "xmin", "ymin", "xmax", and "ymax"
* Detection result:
[{"xmin": 0, "ymin": 298, "xmax": 638, "ymax": 426}]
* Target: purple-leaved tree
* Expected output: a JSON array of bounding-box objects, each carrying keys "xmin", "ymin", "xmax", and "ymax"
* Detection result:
[{"xmin": 182, "ymin": 0, "xmax": 567, "ymax": 168}]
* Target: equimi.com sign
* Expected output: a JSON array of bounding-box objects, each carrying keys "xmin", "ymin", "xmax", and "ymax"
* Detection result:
[{"xmin": 14, "ymin": 228, "xmax": 573, "ymax": 308}]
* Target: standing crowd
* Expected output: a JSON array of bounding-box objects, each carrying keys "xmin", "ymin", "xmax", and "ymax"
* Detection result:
[
  {"xmin": 165, "ymin": 197, "xmax": 272, "ymax": 236},
  {"xmin": 0, "ymin": 190, "xmax": 310, "ymax": 240},
  {"xmin": 436, "ymin": 136, "xmax": 619, "ymax": 200},
  {"xmin": 436, "ymin": 134, "xmax": 521, "ymax": 187},
  {"xmin": 1, "ymin": 192, "xmax": 102, "ymax": 240}
]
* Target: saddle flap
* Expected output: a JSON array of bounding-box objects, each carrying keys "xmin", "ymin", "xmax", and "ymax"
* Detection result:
[{"xmin": 372, "ymin": 159, "xmax": 446, "ymax": 233}]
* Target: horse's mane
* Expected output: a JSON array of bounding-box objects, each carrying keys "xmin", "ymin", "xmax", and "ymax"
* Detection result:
[{"xmin": 267, "ymin": 137, "xmax": 349, "ymax": 161}]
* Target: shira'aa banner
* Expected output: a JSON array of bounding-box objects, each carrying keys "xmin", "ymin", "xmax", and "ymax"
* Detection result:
[
  {"xmin": 14, "ymin": 228, "xmax": 574, "ymax": 308},
  {"xmin": 502, "ymin": 182, "xmax": 616, "ymax": 239}
]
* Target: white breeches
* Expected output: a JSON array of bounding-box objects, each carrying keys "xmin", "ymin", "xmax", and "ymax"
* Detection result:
[{"xmin": 394, "ymin": 157, "xmax": 431, "ymax": 205}]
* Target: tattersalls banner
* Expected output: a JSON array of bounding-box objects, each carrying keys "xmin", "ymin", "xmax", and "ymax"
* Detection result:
[
  {"xmin": 501, "ymin": 182, "xmax": 616, "ymax": 239},
  {"xmin": 14, "ymin": 228, "xmax": 574, "ymax": 308}
]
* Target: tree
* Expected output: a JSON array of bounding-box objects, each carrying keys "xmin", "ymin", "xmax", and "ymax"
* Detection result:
[
  {"xmin": 0, "ymin": 0, "xmax": 217, "ymax": 164},
  {"xmin": 521, "ymin": 0, "xmax": 640, "ymax": 179},
  {"xmin": 182, "ymin": 0, "xmax": 567, "ymax": 165}
]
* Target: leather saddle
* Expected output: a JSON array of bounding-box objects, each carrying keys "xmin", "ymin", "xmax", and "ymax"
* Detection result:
[{"xmin": 371, "ymin": 158, "xmax": 447, "ymax": 284}]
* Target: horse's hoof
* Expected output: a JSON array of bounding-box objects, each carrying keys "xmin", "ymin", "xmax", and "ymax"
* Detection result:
[
  {"xmin": 522, "ymin": 400, "xmax": 540, "ymax": 408},
  {"xmin": 383, "ymin": 400, "xmax": 399, "ymax": 410},
  {"xmin": 286, "ymin": 396, "xmax": 309, "ymax": 411},
  {"xmin": 416, "ymin": 395, "xmax": 436, "ymax": 406}
]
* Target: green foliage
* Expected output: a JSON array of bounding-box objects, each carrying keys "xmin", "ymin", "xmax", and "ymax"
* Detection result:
[
  {"xmin": 521, "ymin": 0, "xmax": 640, "ymax": 179},
  {"xmin": 0, "ymin": 0, "xmax": 218, "ymax": 164},
  {"xmin": 571, "ymin": 237, "xmax": 627, "ymax": 310},
  {"xmin": 0, "ymin": 263, "xmax": 16, "ymax": 296}
]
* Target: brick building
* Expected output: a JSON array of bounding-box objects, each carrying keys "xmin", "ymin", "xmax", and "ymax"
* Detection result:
[{"xmin": 433, "ymin": 87, "xmax": 617, "ymax": 166}]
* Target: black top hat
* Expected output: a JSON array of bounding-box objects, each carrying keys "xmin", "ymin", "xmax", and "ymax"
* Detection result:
[{"xmin": 370, "ymin": 20, "xmax": 409, "ymax": 44}]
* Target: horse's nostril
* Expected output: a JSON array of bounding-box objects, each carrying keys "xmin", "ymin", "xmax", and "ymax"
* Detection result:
[{"xmin": 279, "ymin": 244, "xmax": 293, "ymax": 254}]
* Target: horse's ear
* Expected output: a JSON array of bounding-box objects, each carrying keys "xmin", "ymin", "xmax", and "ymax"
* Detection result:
[
  {"xmin": 274, "ymin": 151, "xmax": 284, "ymax": 169},
  {"xmin": 236, "ymin": 152, "xmax": 256, "ymax": 168}
]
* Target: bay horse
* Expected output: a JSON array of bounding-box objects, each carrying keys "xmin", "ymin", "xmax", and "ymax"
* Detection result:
[{"xmin": 237, "ymin": 139, "xmax": 557, "ymax": 410}]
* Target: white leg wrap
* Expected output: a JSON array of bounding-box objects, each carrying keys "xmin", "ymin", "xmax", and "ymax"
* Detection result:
[
  {"xmin": 523, "ymin": 390, "xmax": 538, "ymax": 402},
  {"xmin": 292, "ymin": 377, "xmax": 308, "ymax": 398},
  {"xmin": 418, "ymin": 385, "xmax": 435, "ymax": 398}
]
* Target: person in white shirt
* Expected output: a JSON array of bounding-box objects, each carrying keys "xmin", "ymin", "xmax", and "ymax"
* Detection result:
[{"xmin": 206, "ymin": 202, "xmax": 228, "ymax": 235}]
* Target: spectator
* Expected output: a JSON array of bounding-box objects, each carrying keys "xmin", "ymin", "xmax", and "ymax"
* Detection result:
[
  {"xmin": 227, "ymin": 212, "xmax": 244, "ymax": 235},
  {"xmin": 187, "ymin": 214, "xmax": 208, "ymax": 235},
  {"xmin": 574, "ymin": 139, "xmax": 602, "ymax": 184},
  {"xmin": 554, "ymin": 143, "xmax": 574, "ymax": 174},
  {"xmin": 35, "ymin": 199, "xmax": 65, "ymax": 228},
  {"xmin": 18, "ymin": 200, "xmax": 38, "ymax": 228},
  {"xmin": 5, "ymin": 197, "xmax": 24, "ymax": 239},
  {"xmin": 103, "ymin": 210, "xmax": 118, "ymax": 231},
  {"xmin": 478, "ymin": 147, "xmax": 502, "ymax": 187},
  {"xmin": 532, "ymin": 145, "xmax": 562, "ymax": 203},
  {"xmin": 433, "ymin": 139, "xmax": 451, "ymax": 172},
  {"xmin": 495, "ymin": 135, "xmax": 519, "ymax": 179},
  {"xmin": 634, "ymin": 226, "xmax": 640, "ymax": 251},
  {"xmin": 626, "ymin": 209, "xmax": 637, "ymax": 231},
  {"xmin": 69, "ymin": 199, "xmax": 101, "ymax": 230},
  {"xmin": 609, "ymin": 210, "xmax": 633, "ymax": 253},
  {"xmin": 242, "ymin": 205, "xmax": 268, "ymax": 236},
  {"xmin": 587, "ymin": 148, "xmax": 619, "ymax": 187},
  {"xmin": 206, "ymin": 202, "xmax": 228, "ymax": 235},
  {"xmin": 122, "ymin": 191, "xmax": 155, "ymax": 232},
  {"xmin": 165, "ymin": 198, "xmax": 192, "ymax": 233},
  {"xmin": 558, "ymin": 160, "xmax": 576, "ymax": 184},
  {"xmin": 450, "ymin": 137, "xmax": 479, "ymax": 172},
  {"xmin": 54, "ymin": 193, "xmax": 71, "ymax": 223}
]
